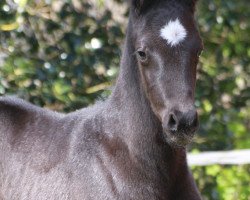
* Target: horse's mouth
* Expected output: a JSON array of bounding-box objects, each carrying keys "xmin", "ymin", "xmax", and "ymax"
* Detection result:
[{"xmin": 163, "ymin": 130, "xmax": 196, "ymax": 148}]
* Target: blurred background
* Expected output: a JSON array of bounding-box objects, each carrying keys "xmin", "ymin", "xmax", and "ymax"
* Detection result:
[{"xmin": 0, "ymin": 0, "xmax": 249, "ymax": 199}]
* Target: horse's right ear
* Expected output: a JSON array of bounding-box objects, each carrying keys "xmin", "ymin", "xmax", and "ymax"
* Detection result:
[{"xmin": 131, "ymin": 0, "xmax": 152, "ymax": 15}]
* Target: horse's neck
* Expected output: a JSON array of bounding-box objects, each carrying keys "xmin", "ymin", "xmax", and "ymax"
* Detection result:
[{"xmin": 110, "ymin": 27, "xmax": 156, "ymax": 141}]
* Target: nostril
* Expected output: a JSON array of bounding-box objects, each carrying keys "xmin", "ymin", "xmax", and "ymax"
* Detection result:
[
  {"xmin": 164, "ymin": 110, "xmax": 198, "ymax": 133},
  {"xmin": 168, "ymin": 113, "xmax": 178, "ymax": 132}
]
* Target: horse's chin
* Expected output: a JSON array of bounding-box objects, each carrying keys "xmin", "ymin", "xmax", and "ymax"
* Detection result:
[{"xmin": 164, "ymin": 131, "xmax": 195, "ymax": 148}]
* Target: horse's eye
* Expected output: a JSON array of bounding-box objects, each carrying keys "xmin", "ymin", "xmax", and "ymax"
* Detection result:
[{"xmin": 137, "ymin": 50, "xmax": 147, "ymax": 61}]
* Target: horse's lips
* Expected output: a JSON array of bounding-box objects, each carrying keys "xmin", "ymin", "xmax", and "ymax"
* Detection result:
[{"xmin": 163, "ymin": 129, "xmax": 196, "ymax": 147}]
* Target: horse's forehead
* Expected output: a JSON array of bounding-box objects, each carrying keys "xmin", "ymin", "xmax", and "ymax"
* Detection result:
[{"xmin": 159, "ymin": 18, "xmax": 187, "ymax": 47}]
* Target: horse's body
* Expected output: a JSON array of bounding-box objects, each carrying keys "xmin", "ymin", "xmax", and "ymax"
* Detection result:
[{"xmin": 0, "ymin": 0, "xmax": 203, "ymax": 199}]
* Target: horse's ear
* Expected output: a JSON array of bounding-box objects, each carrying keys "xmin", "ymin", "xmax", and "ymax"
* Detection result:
[
  {"xmin": 131, "ymin": 0, "xmax": 152, "ymax": 15},
  {"xmin": 185, "ymin": 0, "xmax": 199, "ymax": 12},
  {"xmin": 190, "ymin": 0, "xmax": 198, "ymax": 8},
  {"xmin": 131, "ymin": 0, "xmax": 198, "ymax": 14}
]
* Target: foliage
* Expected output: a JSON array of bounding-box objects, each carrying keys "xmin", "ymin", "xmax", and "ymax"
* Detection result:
[
  {"xmin": 0, "ymin": 0, "xmax": 249, "ymax": 199},
  {"xmin": 194, "ymin": 0, "xmax": 250, "ymax": 151},
  {"xmin": 193, "ymin": 1, "xmax": 250, "ymax": 199},
  {"xmin": 192, "ymin": 164, "xmax": 250, "ymax": 200},
  {"xmin": 0, "ymin": 0, "xmax": 123, "ymax": 111}
]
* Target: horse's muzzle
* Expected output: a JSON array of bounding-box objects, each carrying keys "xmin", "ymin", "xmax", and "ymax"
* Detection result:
[{"xmin": 162, "ymin": 109, "xmax": 199, "ymax": 146}]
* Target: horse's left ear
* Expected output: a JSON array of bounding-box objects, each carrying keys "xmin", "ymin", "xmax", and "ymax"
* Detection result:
[
  {"xmin": 186, "ymin": 0, "xmax": 198, "ymax": 12},
  {"xmin": 177, "ymin": 0, "xmax": 199, "ymax": 13},
  {"xmin": 131, "ymin": 0, "xmax": 153, "ymax": 15},
  {"xmin": 191, "ymin": 0, "xmax": 198, "ymax": 7}
]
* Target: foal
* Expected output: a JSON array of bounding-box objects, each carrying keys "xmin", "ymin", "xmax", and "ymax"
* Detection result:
[{"xmin": 0, "ymin": 0, "xmax": 203, "ymax": 199}]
